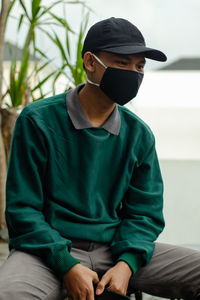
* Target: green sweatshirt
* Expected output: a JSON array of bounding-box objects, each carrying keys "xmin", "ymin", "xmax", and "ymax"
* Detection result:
[{"xmin": 6, "ymin": 91, "xmax": 164, "ymax": 278}]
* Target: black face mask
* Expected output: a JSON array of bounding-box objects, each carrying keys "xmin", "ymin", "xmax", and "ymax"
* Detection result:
[{"xmin": 87, "ymin": 54, "xmax": 144, "ymax": 105}]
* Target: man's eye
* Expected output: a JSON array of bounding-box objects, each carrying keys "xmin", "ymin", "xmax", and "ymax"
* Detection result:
[
  {"xmin": 137, "ymin": 65, "xmax": 144, "ymax": 71},
  {"xmin": 116, "ymin": 60, "xmax": 128, "ymax": 66}
]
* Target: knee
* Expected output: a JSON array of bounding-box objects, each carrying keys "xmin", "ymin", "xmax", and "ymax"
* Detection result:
[{"xmin": 0, "ymin": 276, "xmax": 41, "ymax": 300}]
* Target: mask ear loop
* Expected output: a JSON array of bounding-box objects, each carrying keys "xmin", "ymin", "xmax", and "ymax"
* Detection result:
[
  {"xmin": 87, "ymin": 78, "xmax": 99, "ymax": 87},
  {"xmin": 92, "ymin": 54, "xmax": 107, "ymax": 69},
  {"xmin": 86, "ymin": 53, "xmax": 107, "ymax": 86}
]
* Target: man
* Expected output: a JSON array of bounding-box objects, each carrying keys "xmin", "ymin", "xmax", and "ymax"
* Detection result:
[{"xmin": 0, "ymin": 17, "xmax": 200, "ymax": 300}]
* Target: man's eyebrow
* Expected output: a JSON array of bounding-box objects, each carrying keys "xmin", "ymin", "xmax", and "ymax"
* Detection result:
[
  {"xmin": 114, "ymin": 54, "xmax": 146, "ymax": 64},
  {"xmin": 113, "ymin": 54, "xmax": 131, "ymax": 60},
  {"xmin": 140, "ymin": 58, "xmax": 146, "ymax": 65}
]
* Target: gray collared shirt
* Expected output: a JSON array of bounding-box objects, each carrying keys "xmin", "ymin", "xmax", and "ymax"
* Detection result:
[{"xmin": 66, "ymin": 84, "xmax": 121, "ymax": 135}]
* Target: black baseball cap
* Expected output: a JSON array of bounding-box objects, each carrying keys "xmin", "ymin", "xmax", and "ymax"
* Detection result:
[{"xmin": 82, "ymin": 17, "xmax": 167, "ymax": 62}]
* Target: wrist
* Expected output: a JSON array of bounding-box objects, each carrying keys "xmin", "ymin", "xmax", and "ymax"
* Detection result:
[
  {"xmin": 116, "ymin": 260, "xmax": 132, "ymax": 276},
  {"xmin": 63, "ymin": 262, "xmax": 80, "ymax": 280},
  {"xmin": 117, "ymin": 252, "xmax": 143, "ymax": 274}
]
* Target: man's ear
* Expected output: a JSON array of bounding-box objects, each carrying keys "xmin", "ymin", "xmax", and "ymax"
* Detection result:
[{"xmin": 83, "ymin": 52, "xmax": 96, "ymax": 73}]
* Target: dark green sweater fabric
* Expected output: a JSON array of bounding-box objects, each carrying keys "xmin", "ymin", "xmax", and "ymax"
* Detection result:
[{"xmin": 6, "ymin": 92, "xmax": 164, "ymax": 278}]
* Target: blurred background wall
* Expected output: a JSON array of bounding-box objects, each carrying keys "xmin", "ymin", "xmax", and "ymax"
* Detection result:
[{"xmin": 128, "ymin": 65, "xmax": 200, "ymax": 245}]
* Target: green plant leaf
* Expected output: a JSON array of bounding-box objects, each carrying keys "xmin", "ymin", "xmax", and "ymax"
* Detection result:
[
  {"xmin": 37, "ymin": 21, "xmax": 62, "ymax": 26},
  {"xmin": 66, "ymin": 1, "xmax": 93, "ymax": 12},
  {"xmin": 32, "ymin": 91, "xmax": 50, "ymax": 101},
  {"xmin": 8, "ymin": 49, "xmax": 30, "ymax": 107},
  {"xmin": 55, "ymin": 32, "xmax": 68, "ymax": 62},
  {"xmin": 35, "ymin": 60, "xmax": 53, "ymax": 74},
  {"xmin": 18, "ymin": 14, "xmax": 24, "ymax": 31},
  {"xmin": 19, "ymin": 0, "xmax": 30, "ymax": 21},
  {"xmin": 32, "ymin": 0, "xmax": 42, "ymax": 19},
  {"xmin": 5, "ymin": 0, "xmax": 17, "ymax": 26},
  {"xmin": 9, "ymin": 60, "xmax": 19, "ymax": 107},
  {"xmin": 38, "ymin": 1, "xmax": 64, "ymax": 18},
  {"xmin": 34, "ymin": 47, "xmax": 48, "ymax": 59},
  {"xmin": 5, "ymin": 0, "xmax": 90, "ymax": 107},
  {"xmin": 66, "ymin": 31, "xmax": 71, "ymax": 57},
  {"xmin": 66, "ymin": 1, "xmax": 85, "ymax": 4},
  {"xmin": 52, "ymin": 65, "xmax": 73, "ymax": 94},
  {"xmin": 48, "ymin": 12, "xmax": 73, "ymax": 32},
  {"xmin": 74, "ymin": 11, "xmax": 88, "ymax": 85},
  {"xmin": 31, "ymin": 71, "xmax": 55, "ymax": 92},
  {"xmin": 16, "ymin": 51, "xmax": 30, "ymax": 93},
  {"xmin": 46, "ymin": 30, "xmax": 69, "ymax": 64}
]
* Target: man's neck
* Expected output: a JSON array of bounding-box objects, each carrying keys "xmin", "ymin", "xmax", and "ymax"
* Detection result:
[{"xmin": 78, "ymin": 83, "xmax": 116, "ymax": 127}]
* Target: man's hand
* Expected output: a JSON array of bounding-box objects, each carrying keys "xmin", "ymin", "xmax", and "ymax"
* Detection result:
[
  {"xmin": 96, "ymin": 261, "xmax": 132, "ymax": 296},
  {"xmin": 63, "ymin": 264, "xmax": 99, "ymax": 300}
]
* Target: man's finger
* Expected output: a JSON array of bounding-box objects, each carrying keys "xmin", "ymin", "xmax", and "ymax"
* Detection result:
[
  {"xmin": 87, "ymin": 285, "xmax": 95, "ymax": 300},
  {"xmin": 96, "ymin": 274, "xmax": 110, "ymax": 295},
  {"xmin": 92, "ymin": 272, "xmax": 99, "ymax": 284}
]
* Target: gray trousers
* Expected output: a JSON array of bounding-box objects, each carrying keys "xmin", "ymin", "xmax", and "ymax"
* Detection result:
[{"xmin": 0, "ymin": 242, "xmax": 200, "ymax": 300}]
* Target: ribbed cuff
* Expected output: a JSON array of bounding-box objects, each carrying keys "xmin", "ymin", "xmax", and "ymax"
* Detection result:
[
  {"xmin": 117, "ymin": 252, "xmax": 143, "ymax": 274},
  {"xmin": 47, "ymin": 247, "xmax": 80, "ymax": 278}
]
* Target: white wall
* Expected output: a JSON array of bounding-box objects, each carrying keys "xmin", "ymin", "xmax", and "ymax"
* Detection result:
[
  {"xmin": 159, "ymin": 159, "xmax": 200, "ymax": 245},
  {"xmin": 131, "ymin": 106, "xmax": 200, "ymax": 160},
  {"xmin": 127, "ymin": 70, "xmax": 200, "ymax": 245}
]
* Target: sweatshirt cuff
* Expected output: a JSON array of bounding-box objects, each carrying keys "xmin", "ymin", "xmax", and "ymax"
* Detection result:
[
  {"xmin": 46, "ymin": 247, "xmax": 80, "ymax": 278},
  {"xmin": 117, "ymin": 252, "xmax": 143, "ymax": 274}
]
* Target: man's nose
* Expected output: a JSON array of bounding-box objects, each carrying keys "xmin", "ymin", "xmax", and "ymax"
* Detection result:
[{"xmin": 129, "ymin": 64, "xmax": 138, "ymax": 72}]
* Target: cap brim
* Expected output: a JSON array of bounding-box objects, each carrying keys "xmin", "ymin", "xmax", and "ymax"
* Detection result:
[{"xmin": 100, "ymin": 45, "xmax": 167, "ymax": 62}]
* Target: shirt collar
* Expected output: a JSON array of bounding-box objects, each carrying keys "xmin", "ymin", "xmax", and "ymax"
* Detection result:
[{"xmin": 66, "ymin": 84, "xmax": 121, "ymax": 135}]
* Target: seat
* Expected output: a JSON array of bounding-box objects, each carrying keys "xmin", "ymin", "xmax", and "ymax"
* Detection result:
[
  {"xmin": 128, "ymin": 289, "xmax": 182, "ymax": 300},
  {"xmin": 127, "ymin": 289, "xmax": 142, "ymax": 299}
]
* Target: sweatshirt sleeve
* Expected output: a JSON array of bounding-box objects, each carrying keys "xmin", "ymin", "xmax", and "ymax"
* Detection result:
[
  {"xmin": 111, "ymin": 139, "xmax": 165, "ymax": 274},
  {"xmin": 5, "ymin": 109, "xmax": 79, "ymax": 278}
]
